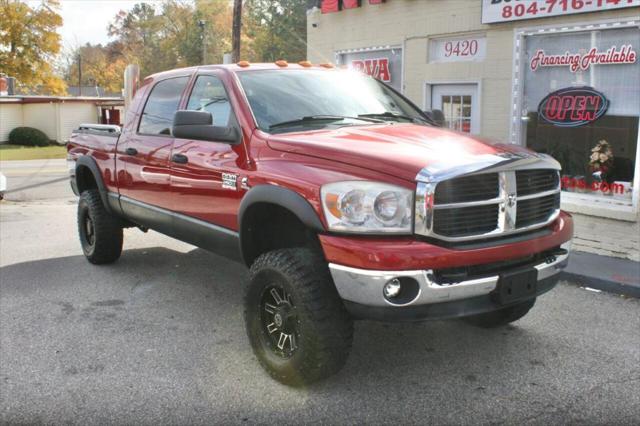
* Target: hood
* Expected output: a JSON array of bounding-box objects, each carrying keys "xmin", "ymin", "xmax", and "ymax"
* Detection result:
[{"xmin": 267, "ymin": 124, "xmax": 544, "ymax": 182}]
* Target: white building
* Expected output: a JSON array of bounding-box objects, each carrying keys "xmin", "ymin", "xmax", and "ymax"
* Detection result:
[{"xmin": 0, "ymin": 96, "xmax": 123, "ymax": 144}]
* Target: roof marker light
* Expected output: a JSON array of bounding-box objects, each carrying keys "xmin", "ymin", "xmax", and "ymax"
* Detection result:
[
  {"xmin": 319, "ymin": 63, "xmax": 334, "ymax": 68},
  {"xmin": 275, "ymin": 60, "xmax": 288, "ymax": 67},
  {"xmin": 298, "ymin": 60, "xmax": 312, "ymax": 67},
  {"xmin": 237, "ymin": 61, "xmax": 250, "ymax": 67}
]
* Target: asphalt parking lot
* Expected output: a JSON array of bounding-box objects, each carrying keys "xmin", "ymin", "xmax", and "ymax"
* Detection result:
[{"xmin": 1, "ymin": 162, "xmax": 639, "ymax": 424}]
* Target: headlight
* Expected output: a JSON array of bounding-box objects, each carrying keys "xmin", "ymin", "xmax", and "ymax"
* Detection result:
[{"xmin": 321, "ymin": 181, "xmax": 413, "ymax": 234}]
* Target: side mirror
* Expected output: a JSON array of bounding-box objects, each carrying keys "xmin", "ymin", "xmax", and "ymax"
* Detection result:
[
  {"xmin": 172, "ymin": 110, "xmax": 240, "ymax": 144},
  {"xmin": 423, "ymin": 109, "xmax": 445, "ymax": 127}
]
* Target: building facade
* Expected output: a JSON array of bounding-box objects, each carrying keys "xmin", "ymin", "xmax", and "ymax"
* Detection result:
[
  {"xmin": 307, "ymin": 0, "xmax": 640, "ymax": 261},
  {"xmin": 0, "ymin": 97, "xmax": 123, "ymax": 144}
]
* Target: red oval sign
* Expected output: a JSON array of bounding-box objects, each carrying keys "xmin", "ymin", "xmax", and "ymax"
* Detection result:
[{"xmin": 537, "ymin": 86, "xmax": 609, "ymax": 128}]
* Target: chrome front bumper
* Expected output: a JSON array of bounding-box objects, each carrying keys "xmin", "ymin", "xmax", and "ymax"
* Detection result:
[{"xmin": 329, "ymin": 243, "xmax": 570, "ymax": 308}]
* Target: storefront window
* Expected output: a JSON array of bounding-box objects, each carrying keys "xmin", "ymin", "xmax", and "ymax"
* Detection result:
[{"xmin": 520, "ymin": 26, "xmax": 639, "ymax": 204}]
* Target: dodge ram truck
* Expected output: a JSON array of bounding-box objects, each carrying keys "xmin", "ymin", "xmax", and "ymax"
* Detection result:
[{"xmin": 67, "ymin": 62, "xmax": 573, "ymax": 386}]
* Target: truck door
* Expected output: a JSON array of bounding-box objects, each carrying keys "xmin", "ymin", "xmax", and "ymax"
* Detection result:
[
  {"xmin": 118, "ymin": 75, "xmax": 190, "ymax": 215},
  {"xmin": 169, "ymin": 73, "xmax": 246, "ymax": 231}
]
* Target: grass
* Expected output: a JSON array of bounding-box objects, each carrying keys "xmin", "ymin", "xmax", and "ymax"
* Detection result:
[{"xmin": 0, "ymin": 144, "xmax": 67, "ymax": 161}]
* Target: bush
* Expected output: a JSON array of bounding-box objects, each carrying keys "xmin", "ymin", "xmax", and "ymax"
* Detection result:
[{"xmin": 8, "ymin": 127, "xmax": 51, "ymax": 147}]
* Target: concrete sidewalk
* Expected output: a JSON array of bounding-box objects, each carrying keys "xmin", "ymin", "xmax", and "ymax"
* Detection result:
[{"xmin": 562, "ymin": 250, "xmax": 640, "ymax": 298}]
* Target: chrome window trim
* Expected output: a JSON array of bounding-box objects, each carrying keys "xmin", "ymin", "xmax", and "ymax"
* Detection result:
[{"xmin": 414, "ymin": 152, "xmax": 561, "ymax": 242}]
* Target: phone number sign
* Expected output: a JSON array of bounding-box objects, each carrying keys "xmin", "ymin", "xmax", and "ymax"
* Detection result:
[{"xmin": 482, "ymin": 0, "xmax": 640, "ymax": 24}]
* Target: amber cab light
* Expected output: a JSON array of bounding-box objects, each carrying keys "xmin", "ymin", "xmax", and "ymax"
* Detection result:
[
  {"xmin": 319, "ymin": 63, "xmax": 334, "ymax": 68},
  {"xmin": 237, "ymin": 60, "xmax": 250, "ymax": 68},
  {"xmin": 298, "ymin": 60, "xmax": 312, "ymax": 67},
  {"xmin": 275, "ymin": 60, "xmax": 288, "ymax": 67}
]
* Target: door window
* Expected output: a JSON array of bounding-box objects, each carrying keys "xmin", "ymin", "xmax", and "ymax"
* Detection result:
[
  {"xmin": 186, "ymin": 75, "xmax": 233, "ymax": 127},
  {"xmin": 138, "ymin": 76, "xmax": 189, "ymax": 135},
  {"xmin": 440, "ymin": 95, "xmax": 472, "ymax": 133},
  {"xmin": 431, "ymin": 84, "xmax": 479, "ymax": 134}
]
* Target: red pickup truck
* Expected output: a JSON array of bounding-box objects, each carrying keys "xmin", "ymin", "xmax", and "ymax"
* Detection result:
[{"xmin": 68, "ymin": 62, "xmax": 573, "ymax": 386}]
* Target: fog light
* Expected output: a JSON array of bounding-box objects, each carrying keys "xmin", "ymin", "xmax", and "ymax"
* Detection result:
[{"xmin": 383, "ymin": 278, "xmax": 402, "ymax": 299}]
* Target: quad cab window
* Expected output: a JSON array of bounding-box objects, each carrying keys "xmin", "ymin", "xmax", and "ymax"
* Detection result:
[{"xmin": 138, "ymin": 76, "xmax": 189, "ymax": 135}]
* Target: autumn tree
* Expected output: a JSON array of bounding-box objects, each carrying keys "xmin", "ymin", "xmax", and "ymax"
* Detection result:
[
  {"xmin": 0, "ymin": 0, "xmax": 67, "ymax": 95},
  {"xmin": 244, "ymin": 0, "xmax": 307, "ymax": 62},
  {"xmin": 63, "ymin": 43, "xmax": 127, "ymax": 95}
]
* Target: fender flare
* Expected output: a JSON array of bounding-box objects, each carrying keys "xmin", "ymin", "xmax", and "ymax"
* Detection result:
[
  {"xmin": 238, "ymin": 185, "xmax": 325, "ymax": 263},
  {"xmin": 75, "ymin": 156, "xmax": 112, "ymax": 214}
]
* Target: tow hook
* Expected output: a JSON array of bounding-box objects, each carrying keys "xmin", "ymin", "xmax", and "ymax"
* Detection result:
[{"xmin": 545, "ymin": 248, "xmax": 568, "ymax": 264}]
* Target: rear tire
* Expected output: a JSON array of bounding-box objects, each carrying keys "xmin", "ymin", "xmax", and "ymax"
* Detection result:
[
  {"xmin": 244, "ymin": 248, "xmax": 353, "ymax": 386},
  {"xmin": 463, "ymin": 298, "xmax": 536, "ymax": 328},
  {"xmin": 77, "ymin": 189, "xmax": 123, "ymax": 264}
]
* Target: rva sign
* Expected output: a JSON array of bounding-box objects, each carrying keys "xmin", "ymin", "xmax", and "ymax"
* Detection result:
[
  {"xmin": 351, "ymin": 58, "xmax": 391, "ymax": 82},
  {"xmin": 538, "ymin": 87, "xmax": 608, "ymax": 128}
]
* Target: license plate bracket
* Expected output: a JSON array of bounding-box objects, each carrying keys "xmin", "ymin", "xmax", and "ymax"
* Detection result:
[{"xmin": 493, "ymin": 268, "xmax": 538, "ymax": 305}]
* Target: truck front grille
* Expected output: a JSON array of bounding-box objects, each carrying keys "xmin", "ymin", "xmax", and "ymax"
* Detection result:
[
  {"xmin": 416, "ymin": 168, "xmax": 561, "ymax": 242},
  {"xmin": 434, "ymin": 174, "xmax": 499, "ymax": 204},
  {"xmin": 433, "ymin": 204, "xmax": 499, "ymax": 237},
  {"xmin": 516, "ymin": 169, "xmax": 559, "ymax": 196},
  {"xmin": 516, "ymin": 193, "xmax": 561, "ymax": 228}
]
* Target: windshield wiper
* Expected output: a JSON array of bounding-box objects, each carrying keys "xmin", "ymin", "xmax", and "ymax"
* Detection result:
[
  {"xmin": 358, "ymin": 112, "xmax": 427, "ymax": 124},
  {"xmin": 269, "ymin": 115, "xmax": 384, "ymax": 131}
]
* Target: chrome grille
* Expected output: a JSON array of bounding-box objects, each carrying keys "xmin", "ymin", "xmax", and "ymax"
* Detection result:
[
  {"xmin": 516, "ymin": 193, "xmax": 560, "ymax": 228},
  {"xmin": 415, "ymin": 168, "xmax": 561, "ymax": 242},
  {"xmin": 434, "ymin": 174, "xmax": 499, "ymax": 204},
  {"xmin": 433, "ymin": 204, "xmax": 499, "ymax": 237},
  {"xmin": 516, "ymin": 169, "xmax": 559, "ymax": 196}
]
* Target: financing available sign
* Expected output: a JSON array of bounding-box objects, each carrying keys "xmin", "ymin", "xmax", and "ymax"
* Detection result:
[
  {"xmin": 530, "ymin": 45, "xmax": 637, "ymax": 72},
  {"xmin": 482, "ymin": 0, "xmax": 640, "ymax": 24},
  {"xmin": 538, "ymin": 86, "xmax": 609, "ymax": 127}
]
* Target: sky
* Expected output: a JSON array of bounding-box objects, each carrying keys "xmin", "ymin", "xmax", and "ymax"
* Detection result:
[
  {"xmin": 27, "ymin": 1, "xmax": 151, "ymax": 49},
  {"xmin": 57, "ymin": 1, "xmax": 141, "ymax": 49}
]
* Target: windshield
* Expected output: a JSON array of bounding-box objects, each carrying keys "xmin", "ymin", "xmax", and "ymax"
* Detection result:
[{"xmin": 237, "ymin": 69, "xmax": 428, "ymax": 133}]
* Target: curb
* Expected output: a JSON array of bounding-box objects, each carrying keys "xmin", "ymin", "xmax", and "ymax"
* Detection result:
[{"xmin": 560, "ymin": 251, "xmax": 640, "ymax": 298}]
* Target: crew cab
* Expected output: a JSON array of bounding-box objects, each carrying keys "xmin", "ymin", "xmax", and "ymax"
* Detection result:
[{"xmin": 67, "ymin": 62, "xmax": 573, "ymax": 386}]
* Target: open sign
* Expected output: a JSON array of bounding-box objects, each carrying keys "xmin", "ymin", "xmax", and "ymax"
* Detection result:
[{"xmin": 538, "ymin": 86, "xmax": 609, "ymax": 128}]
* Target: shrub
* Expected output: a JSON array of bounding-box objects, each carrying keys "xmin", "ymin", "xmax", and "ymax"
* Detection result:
[{"xmin": 8, "ymin": 127, "xmax": 51, "ymax": 147}]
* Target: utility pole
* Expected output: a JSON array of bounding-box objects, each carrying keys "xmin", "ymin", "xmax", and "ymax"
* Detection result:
[
  {"xmin": 231, "ymin": 0, "xmax": 242, "ymax": 62},
  {"xmin": 77, "ymin": 54, "xmax": 82, "ymax": 96},
  {"xmin": 198, "ymin": 19, "xmax": 207, "ymax": 64}
]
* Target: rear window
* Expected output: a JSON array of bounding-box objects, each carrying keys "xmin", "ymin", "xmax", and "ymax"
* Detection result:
[{"xmin": 138, "ymin": 76, "xmax": 189, "ymax": 135}]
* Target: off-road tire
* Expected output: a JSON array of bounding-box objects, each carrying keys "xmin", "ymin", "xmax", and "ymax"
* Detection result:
[
  {"xmin": 77, "ymin": 189, "xmax": 123, "ymax": 264},
  {"xmin": 463, "ymin": 298, "xmax": 536, "ymax": 328},
  {"xmin": 244, "ymin": 248, "xmax": 354, "ymax": 386}
]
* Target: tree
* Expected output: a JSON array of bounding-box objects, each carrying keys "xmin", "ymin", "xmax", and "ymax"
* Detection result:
[
  {"xmin": 0, "ymin": 0, "xmax": 67, "ymax": 95},
  {"xmin": 244, "ymin": 0, "xmax": 307, "ymax": 62},
  {"xmin": 62, "ymin": 43, "xmax": 127, "ymax": 95}
]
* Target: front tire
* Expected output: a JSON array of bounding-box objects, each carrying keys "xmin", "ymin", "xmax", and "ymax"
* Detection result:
[
  {"xmin": 77, "ymin": 189, "xmax": 123, "ymax": 264},
  {"xmin": 463, "ymin": 298, "xmax": 536, "ymax": 328},
  {"xmin": 244, "ymin": 248, "xmax": 353, "ymax": 386}
]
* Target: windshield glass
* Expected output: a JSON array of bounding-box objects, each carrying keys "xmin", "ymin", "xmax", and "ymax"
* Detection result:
[{"xmin": 237, "ymin": 69, "xmax": 428, "ymax": 133}]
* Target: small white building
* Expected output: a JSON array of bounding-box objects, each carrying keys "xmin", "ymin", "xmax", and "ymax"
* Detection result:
[{"xmin": 0, "ymin": 96, "xmax": 124, "ymax": 144}]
